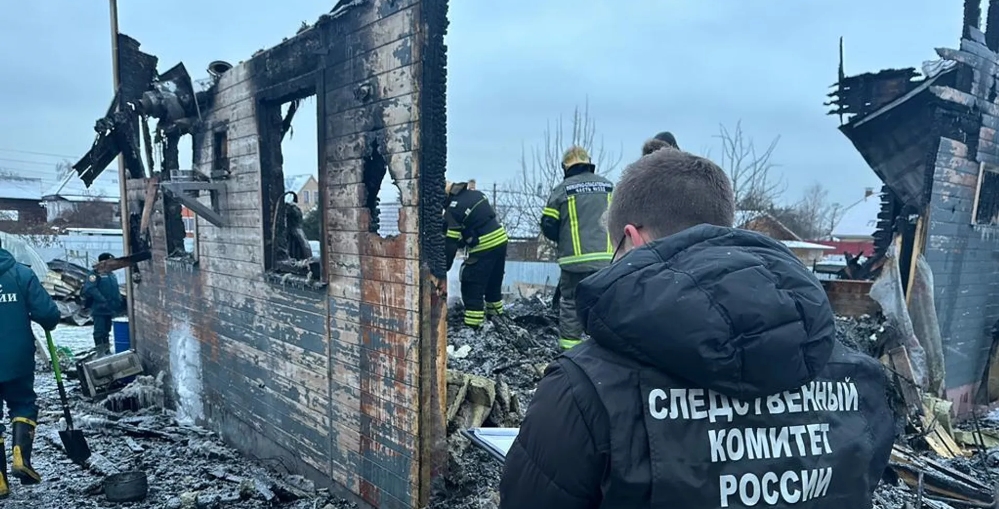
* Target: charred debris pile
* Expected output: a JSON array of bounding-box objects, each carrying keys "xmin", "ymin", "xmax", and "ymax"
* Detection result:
[
  {"xmin": 13, "ymin": 373, "xmax": 356, "ymax": 509},
  {"xmin": 437, "ymin": 291, "xmax": 999, "ymax": 509},
  {"xmin": 42, "ymin": 259, "xmax": 126, "ymax": 326}
]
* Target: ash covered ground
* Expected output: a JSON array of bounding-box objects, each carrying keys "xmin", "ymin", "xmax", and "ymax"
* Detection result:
[
  {"xmin": 428, "ymin": 297, "xmax": 560, "ymax": 509},
  {"xmin": 18, "ymin": 309, "xmax": 998, "ymax": 509},
  {"xmin": 8, "ymin": 324, "xmax": 354, "ymax": 509}
]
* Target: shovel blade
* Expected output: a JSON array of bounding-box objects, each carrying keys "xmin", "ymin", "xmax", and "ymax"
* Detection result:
[{"xmin": 59, "ymin": 429, "xmax": 91, "ymax": 466}]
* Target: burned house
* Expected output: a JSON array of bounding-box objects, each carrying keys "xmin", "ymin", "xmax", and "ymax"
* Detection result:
[
  {"xmin": 828, "ymin": 1, "xmax": 999, "ymax": 413},
  {"xmin": 69, "ymin": 1, "xmax": 449, "ymax": 508}
]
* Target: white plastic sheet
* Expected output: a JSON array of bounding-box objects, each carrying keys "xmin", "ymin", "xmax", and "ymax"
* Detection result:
[
  {"xmin": 908, "ymin": 254, "xmax": 946, "ymax": 396},
  {"xmin": 869, "ymin": 243, "xmax": 928, "ymax": 389},
  {"xmin": 0, "ymin": 231, "xmax": 49, "ymax": 281}
]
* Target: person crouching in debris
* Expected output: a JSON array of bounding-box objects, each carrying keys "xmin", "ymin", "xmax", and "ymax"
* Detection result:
[
  {"xmin": 444, "ymin": 180, "xmax": 509, "ymax": 328},
  {"xmin": 0, "ymin": 238, "xmax": 60, "ymax": 497},
  {"xmin": 541, "ymin": 146, "xmax": 614, "ymax": 349},
  {"xmin": 83, "ymin": 252, "xmax": 122, "ymax": 358},
  {"xmin": 641, "ymin": 130, "xmax": 680, "ymax": 155},
  {"xmin": 500, "ymin": 149, "xmax": 896, "ymax": 509}
]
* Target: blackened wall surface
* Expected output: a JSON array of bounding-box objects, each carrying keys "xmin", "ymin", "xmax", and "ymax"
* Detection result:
[
  {"xmin": 126, "ymin": 1, "xmax": 447, "ymax": 507},
  {"xmin": 917, "ymin": 33, "xmax": 999, "ymax": 403},
  {"xmin": 835, "ymin": 29, "xmax": 999, "ymax": 409}
]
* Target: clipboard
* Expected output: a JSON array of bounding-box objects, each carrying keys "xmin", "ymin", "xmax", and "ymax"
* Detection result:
[{"xmin": 461, "ymin": 428, "xmax": 520, "ymax": 462}]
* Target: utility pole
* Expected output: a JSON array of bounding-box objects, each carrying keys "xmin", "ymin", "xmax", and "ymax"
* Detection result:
[{"xmin": 110, "ymin": 0, "xmax": 136, "ymax": 346}]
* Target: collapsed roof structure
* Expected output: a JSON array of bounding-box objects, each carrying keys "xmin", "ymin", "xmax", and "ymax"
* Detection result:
[{"xmin": 827, "ymin": 0, "xmax": 999, "ymax": 413}]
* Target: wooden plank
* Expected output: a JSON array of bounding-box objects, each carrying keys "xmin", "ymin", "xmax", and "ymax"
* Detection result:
[
  {"xmin": 885, "ymin": 346, "xmax": 923, "ymax": 416},
  {"xmin": 905, "ymin": 214, "xmax": 927, "ymax": 307},
  {"xmin": 971, "ymin": 160, "xmax": 986, "ymax": 223},
  {"xmin": 921, "ymin": 402, "xmax": 965, "ymax": 458}
]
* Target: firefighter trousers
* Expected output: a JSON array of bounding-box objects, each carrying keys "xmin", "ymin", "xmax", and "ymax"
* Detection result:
[
  {"xmin": 558, "ymin": 269, "xmax": 596, "ymax": 349},
  {"xmin": 459, "ymin": 243, "xmax": 507, "ymax": 327}
]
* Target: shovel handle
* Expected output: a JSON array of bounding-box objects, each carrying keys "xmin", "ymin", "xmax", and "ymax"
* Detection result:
[{"xmin": 44, "ymin": 330, "xmax": 75, "ymax": 430}]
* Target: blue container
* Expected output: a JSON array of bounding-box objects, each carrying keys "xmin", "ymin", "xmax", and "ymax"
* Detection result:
[{"xmin": 112, "ymin": 318, "xmax": 131, "ymax": 353}]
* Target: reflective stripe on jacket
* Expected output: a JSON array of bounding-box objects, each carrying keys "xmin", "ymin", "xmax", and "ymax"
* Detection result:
[
  {"xmin": 445, "ymin": 188, "xmax": 508, "ymax": 270},
  {"xmin": 541, "ymin": 170, "xmax": 613, "ymax": 272}
]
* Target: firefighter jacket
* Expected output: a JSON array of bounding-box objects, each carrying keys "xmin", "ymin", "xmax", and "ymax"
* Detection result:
[
  {"xmin": 0, "ymin": 248, "xmax": 60, "ymax": 383},
  {"xmin": 83, "ymin": 270, "xmax": 122, "ymax": 316},
  {"xmin": 541, "ymin": 167, "xmax": 614, "ymax": 272},
  {"xmin": 499, "ymin": 225, "xmax": 896, "ymax": 509},
  {"xmin": 445, "ymin": 187, "xmax": 508, "ymax": 271}
]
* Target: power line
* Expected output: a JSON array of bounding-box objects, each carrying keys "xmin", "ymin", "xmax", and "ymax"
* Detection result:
[
  {"xmin": 0, "ymin": 157, "xmax": 61, "ymax": 167},
  {"xmin": 0, "ymin": 148, "xmax": 77, "ymax": 160}
]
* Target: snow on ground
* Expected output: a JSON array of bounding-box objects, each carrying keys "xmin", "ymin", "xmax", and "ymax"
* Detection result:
[{"xmin": 32, "ymin": 322, "xmax": 97, "ymax": 355}]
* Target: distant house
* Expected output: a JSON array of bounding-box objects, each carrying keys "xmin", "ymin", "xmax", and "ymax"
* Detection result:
[
  {"xmin": 0, "ymin": 175, "xmax": 47, "ymax": 233},
  {"xmin": 821, "ymin": 194, "xmax": 881, "ymax": 257},
  {"xmin": 284, "ymin": 174, "xmax": 319, "ymax": 215},
  {"xmin": 734, "ymin": 210, "xmax": 800, "ymax": 241},
  {"xmin": 181, "ymin": 206, "xmax": 196, "ymax": 238},
  {"xmin": 735, "ymin": 210, "xmax": 832, "ymax": 266},
  {"xmin": 42, "ymin": 173, "xmax": 120, "ymax": 227},
  {"xmin": 376, "ymin": 201, "xmax": 402, "ymax": 236}
]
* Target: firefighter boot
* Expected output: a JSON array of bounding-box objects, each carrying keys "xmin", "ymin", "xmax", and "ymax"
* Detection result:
[
  {"xmin": 0, "ymin": 437, "xmax": 9, "ymax": 498},
  {"xmin": 11, "ymin": 419, "xmax": 40, "ymax": 485}
]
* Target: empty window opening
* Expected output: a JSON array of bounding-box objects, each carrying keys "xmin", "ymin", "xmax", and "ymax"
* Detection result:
[
  {"xmin": 262, "ymin": 95, "xmax": 324, "ymax": 282},
  {"xmin": 363, "ymin": 139, "xmax": 402, "ymax": 237},
  {"xmin": 163, "ymin": 193, "xmax": 188, "ymax": 258},
  {"xmin": 975, "ymin": 166, "xmax": 999, "ymax": 225},
  {"xmin": 160, "ymin": 132, "xmax": 193, "ymax": 260},
  {"xmin": 212, "ymin": 130, "xmax": 229, "ymax": 177}
]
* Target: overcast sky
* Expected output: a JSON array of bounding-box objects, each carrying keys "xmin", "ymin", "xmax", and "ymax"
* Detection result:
[{"xmin": 0, "ymin": 0, "xmax": 971, "ymax": 211}]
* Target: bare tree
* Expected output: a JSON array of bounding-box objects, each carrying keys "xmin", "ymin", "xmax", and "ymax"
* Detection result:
[
  {"xmin": 793, "ymin": 182, "xmax": 843, "ymax": 239},
  {"xmin": 713, "ymin": 121, "xmax": 785, "ymax": 210},
  {"xmin": 495, "ymin": 99, "xmax": 623, "ymax": 240},
  {"xmin": 768, "ymin": 183, "xmax": 843, "ymax": 240}
]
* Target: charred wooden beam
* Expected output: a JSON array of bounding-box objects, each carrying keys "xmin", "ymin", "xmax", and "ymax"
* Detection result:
[
  {"xmin": 965, "ymin": 0, "xmax": 983, "ymax": 40},
  {"xmin": 159, "ymin": 181, "xmax": 227, "ymax": 227},
  {"xmin": 987, "ymin": 0, "xmax": 999, "ymax": 51}
]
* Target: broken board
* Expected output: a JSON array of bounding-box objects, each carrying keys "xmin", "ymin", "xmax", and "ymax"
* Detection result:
[{"xmin": 462, "ymin": 428, "xmax": 519, "ymax": 462}]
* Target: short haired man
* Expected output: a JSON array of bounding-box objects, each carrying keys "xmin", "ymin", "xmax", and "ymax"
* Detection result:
[
  {"xmin": 500, "ymin": 149, "xmax": 895, "ymax": 508},
  {"xmin": 0, "ymin": 239, "xmax": 61, "ymax": 497},
  {"xmin": 82, "ymin": 252, "xmax": 122, "ymax": 358},
  {"xmin": 540, "ymin": 146, "xmax": 614, "ymax": 349}
]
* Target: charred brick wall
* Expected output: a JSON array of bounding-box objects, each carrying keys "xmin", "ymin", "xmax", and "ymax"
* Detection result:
[{"xmin": 127, "ymin": 1, "xmax": 447, "ymax": 507}]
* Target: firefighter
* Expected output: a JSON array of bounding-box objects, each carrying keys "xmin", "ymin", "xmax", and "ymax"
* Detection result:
[
  {"xmin": 445, "ymin": 180, "xmax": 509, "ymax": 328},
  {"xmin": 0, "ymin": 239, "xmax": 61, "ymax": 497},
  {"xmin": 82, "ymin": 252, "xmax": 122, "ymax": 358},
  {"xmin": 540, "ymin": 146, "xmax": 614, "ymax": 349},
  {"xmin": 500, "ymin": 149, "xmax": 895, "ymax": 509}
]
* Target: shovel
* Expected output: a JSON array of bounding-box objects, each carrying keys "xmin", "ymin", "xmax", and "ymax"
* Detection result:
[{"xmin": 43, "ymin": 330, "xmax": 92, "ymax": 465}]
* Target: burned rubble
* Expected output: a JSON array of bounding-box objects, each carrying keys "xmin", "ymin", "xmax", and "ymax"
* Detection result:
[
  {"xmin": 433, "ymin": 296, "xmax": 994, "ymax": 509},
  {"xmin": 8, "ymin": 333, "xmax": 355, "ymax": 509}
]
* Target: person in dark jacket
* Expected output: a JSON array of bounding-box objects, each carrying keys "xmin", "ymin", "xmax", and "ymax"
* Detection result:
[
  {"xmin": 0, "ymin": 240, "xmax": 61, "ymax": 497},
  {"xmin": 82, "ymin": 252, "xmax": 122, "ymax": 357},
  {"xmin": 540, "ymin": 146, "xmax": 614, "ymax": 349},
  {"xmin": 500, "ymin": 149, "xmax": 896, "ymax": 509},
  {"xmin": 641, "ymin": 130, "xmax": 680, "ymax": 156},
  {"xmin": 445, "ymin": 180, "xmax": 509, "ymax": 328}
]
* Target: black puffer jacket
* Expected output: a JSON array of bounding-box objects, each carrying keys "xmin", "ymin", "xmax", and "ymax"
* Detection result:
[{"xmin": 499, "ymin": 225, "xmax": 895, "ymax": 509}]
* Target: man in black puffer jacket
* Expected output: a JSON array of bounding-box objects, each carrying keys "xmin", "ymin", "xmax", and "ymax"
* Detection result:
[{"xmin": 500, "ymin": 149, "xmax": 896, "ymax": 509}]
